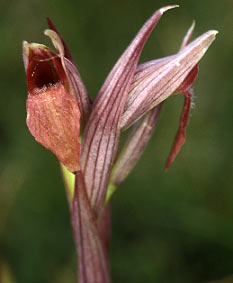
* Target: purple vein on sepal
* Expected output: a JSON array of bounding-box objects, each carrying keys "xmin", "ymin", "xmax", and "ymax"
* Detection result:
[
  {"xmin": 80, "ymin": 6, "xmax": 178, "ymax": 214},
  {"xmin": 121, "ymin": 30, "xmax": 218, "ymax": 130}
]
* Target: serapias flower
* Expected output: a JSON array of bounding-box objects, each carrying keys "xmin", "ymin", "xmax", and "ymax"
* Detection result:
[
  {"xmin": 23, "ymin": 6, "xmax": 217, "ymax": 283},
  {"xmin": 23, "ymin": 41, "xmax": 82, "ymax": 173}
]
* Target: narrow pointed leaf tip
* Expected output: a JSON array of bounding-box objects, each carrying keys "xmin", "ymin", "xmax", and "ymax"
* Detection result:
[
  {"xmin": 23, "ymin": 41, "xmax": 81, "ymax": 173},
  {"xmin": 121, "ymin": 29, "xmax": 218, "ymax": 130},
  {"xmin": 180, "ymin": 21, "xmax": 195, "ymax": 50},
  {"xmin": 80, "ymin": 6, "xmax": 178, "ymax": 213},
  {"xmin": 160, "ymin": 5, "xmax": 179, "ymax": 13}
]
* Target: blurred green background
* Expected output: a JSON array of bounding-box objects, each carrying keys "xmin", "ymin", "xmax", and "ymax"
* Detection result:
[{"xmin": 0, "ymin": 0, "xmax": 232, "ymax": 282}]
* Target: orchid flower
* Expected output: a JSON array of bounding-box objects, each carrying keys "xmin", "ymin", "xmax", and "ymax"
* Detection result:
[{"xmin": 23, "ymin": 6, "xmax": 217, "ymax": 283}]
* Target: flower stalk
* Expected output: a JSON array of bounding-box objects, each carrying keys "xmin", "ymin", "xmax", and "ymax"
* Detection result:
[{"xmin": 23, "ymin": 6, "xmax": 217, "ymax": 283}]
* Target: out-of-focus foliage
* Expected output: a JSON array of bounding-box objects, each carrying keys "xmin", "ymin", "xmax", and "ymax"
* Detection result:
[{"xmin": 0, "ymin": 0, "xmax": 232, "ymax": 282}]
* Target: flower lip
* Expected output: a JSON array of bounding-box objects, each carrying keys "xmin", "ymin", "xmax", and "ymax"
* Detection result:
[{"xmin": 24, "ymin": 42, "xmax": 67, "ymax": 94}]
